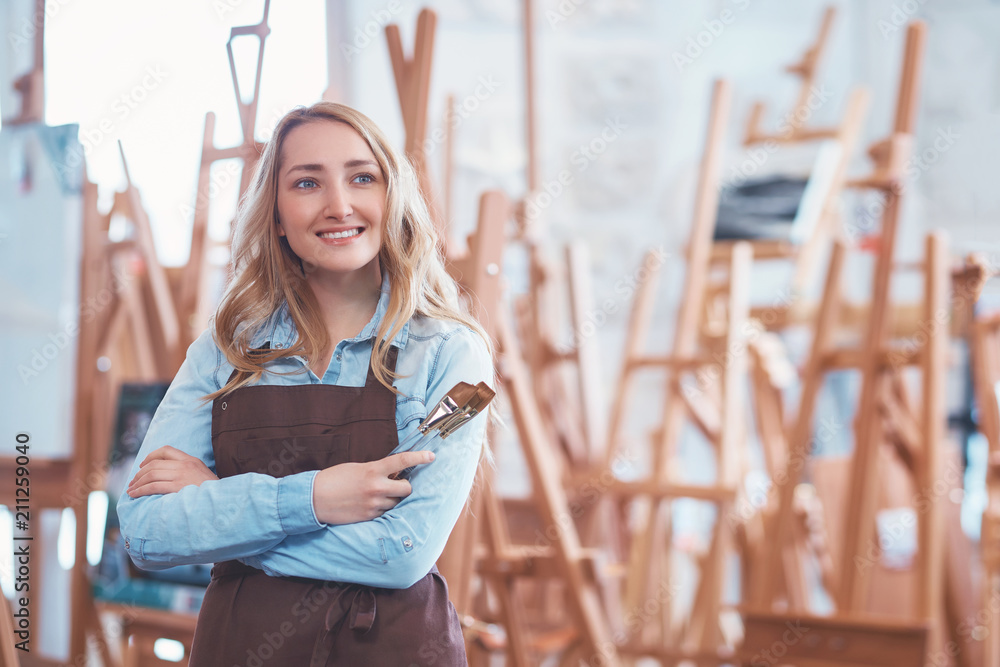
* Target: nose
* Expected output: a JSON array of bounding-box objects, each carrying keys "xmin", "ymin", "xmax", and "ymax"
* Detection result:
[{"xmin": 323, "ymin": 183, "xmax": 353, "ymax": 220}]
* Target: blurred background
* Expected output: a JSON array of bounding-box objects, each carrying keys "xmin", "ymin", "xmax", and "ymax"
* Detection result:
[{"xmin": 1, "ymin": 0, "xmax": 999, "ymax": 665}]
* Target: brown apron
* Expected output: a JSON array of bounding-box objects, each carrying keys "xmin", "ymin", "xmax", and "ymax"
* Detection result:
[{"xmin": 188, "ymin": 345, "xmax": 467, "ymax": 666}]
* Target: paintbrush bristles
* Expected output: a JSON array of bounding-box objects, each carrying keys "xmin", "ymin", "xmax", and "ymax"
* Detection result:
[
  {"xmin": 418, "ymin": 381, "xmax": 479, "ymax": 434},
  {"xmin": 448, "ymin": 381, "xmax": 480, "ymax": 407},
  {"xmin": 439, "ymin": 382, "xmax": 496, "ymax": 438}
]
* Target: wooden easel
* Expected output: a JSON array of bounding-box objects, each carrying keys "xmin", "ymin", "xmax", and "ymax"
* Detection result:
[
  {"xmin": 20, "ymin": 177, "xmax": 159, "ymax": 666},
  {"xmin": 972, "ymin": 309, "xmax": 1000, "ymax": 667},
  {"xmin": 483, "ymin": 2, "xmax": 623, "ymax": 655},
  {"xmin": 115, "ymin": 145, "xmax": 183, "ymax": 376},
  {"xmin": 3, "ymin": 131, "xmax": 208, "ymax": 667},
  {"xmin": 713, "ymin": 3, "xmax": 869, "ymax": 320},
  {"xmin": 442, "ymin": 93, "xmax": 456, "ymax": 229},
  {"xmin": 432, "ymin": 6, "xmax": 621, "ymax": 656},
  {"xmin": 436, "ymin": 191, "xmax": 508, "ymax": 625},
  {"xmin": 89, "ymin": 4, "xmax": 325, "ymax": 644},
  {"xmin": 751, "ymin": 17, "xmax": 929, "ymax": 613},
  {"xmin": 0, "ymin": 6, "xmax": 131, "ymax": 660},
  {"xmin": 569, "ymin": 79, "xmax": 757, "ymax": 662},
  {"xmin": 385, "ymin": 8, "xmax": 448, "ymax": 249},
  {"xmin": 741, "ymin": 230, "xmax": 950, "ymax": 666},
  {"xmin": 514, "ymin": 0, "xmax": 606, "ymax": 474},
  {"xmin": 42, "ymin": 153, "xmax": 194, "ymax": 665},
  {"xmin": 741, "ymin": 20, "xmax": 959, "ymax": 666},
  {"xmin": 2, "ymin": 0, "xmax": 44, "ymax": 126},
  {"xmin": 94, "ymin": 154, "xmax": 207, "ymax": 665},
  {"xmin": 490, "ymin": 307, "xmax": 624, "ymax": 667},
  {"xmin": 178, "ymin": 1, "xmax": 271, "ymax": 347},
  {"xmin": 699, "ymin": 5, "xmax": 871, "ymax": 617},
  {"xmin": 0, "ymin": 185, "xmax": 113, "ymax": 665},
  {"xmin": 743, "ymin": 5, "xmax": 839, "ymax": 146},
  {"xmin": 741, "ymin": 333, "xmax": 831, "ymax": 607},
  {"xmin": 441, "ymin": 190, "xmax": 623, "ymax": 666},
  {"xmin": 513, "ymin": 241, "xmax": 606, "ymax": 471},
  {"xmin": 832, "ymin": 20, "xmax": 930, "ymax": 615}
]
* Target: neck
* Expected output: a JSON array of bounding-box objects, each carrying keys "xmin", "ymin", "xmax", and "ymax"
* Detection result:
[{"xmin": 305, "ymin": 260, "xmax": 383, "ymax": 342}]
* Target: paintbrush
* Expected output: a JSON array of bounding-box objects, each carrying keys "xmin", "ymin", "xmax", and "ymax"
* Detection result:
[
  {"xmin": 439, "ymin": 383, "xmax": 496, "ymax": 439},
  {"xmin": 394, "ymin": 381, "xmax": 479, "ymax": 454},
  {"xmin": 389, "ymin": 381, "xmax": 496, "ymax": 480}
]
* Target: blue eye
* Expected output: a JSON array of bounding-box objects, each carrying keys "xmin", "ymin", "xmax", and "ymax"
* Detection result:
[
  {"xmin": 294, "ymin": 178, "xmax": 318, "ymax": 189},
  {"xmin": 353, "ymin": 173, "xmax": 375, "ymax": 184}
]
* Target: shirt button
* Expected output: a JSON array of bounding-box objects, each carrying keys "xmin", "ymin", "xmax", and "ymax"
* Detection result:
[
  {"xmin": 336, "ymin": 354, "xmax": 342, "ymax": 361},
  {"xmin": 402, "ymin": 537, "xmax": 413, "ymax": 550},
  {"xmin": 124, "ymin": 538, "xmax": 130, "ymax": 550},
  {"xmin": 275, "ymin": 342, "xmax": 283, "ymax": 348}
]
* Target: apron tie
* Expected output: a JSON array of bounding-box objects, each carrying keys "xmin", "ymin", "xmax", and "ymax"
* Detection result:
[
  {"xmin": 310, "ymin": 585, "xmax": 377, "ymax": 667},
  {"xmin": 345, "ymin": 587, "xmax": 377, "ymax": 632}
]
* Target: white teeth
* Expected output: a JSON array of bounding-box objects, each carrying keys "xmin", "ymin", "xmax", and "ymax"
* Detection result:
[{"xmin": 318, "ymin": 228, "xmax": 361, "ymax": 239}]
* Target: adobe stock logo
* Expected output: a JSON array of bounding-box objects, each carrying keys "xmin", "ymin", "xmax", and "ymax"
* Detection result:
[
  {"xmin": 672, "ymin": 0, "xmax": 752, "ymax": 72},
  {"xmin": 339, "ymin": 1, "xmax": 404, "ymax": 63},
  {"xmin": 522, "ymin": 116, "xmax": 628, "ymax": 223}
]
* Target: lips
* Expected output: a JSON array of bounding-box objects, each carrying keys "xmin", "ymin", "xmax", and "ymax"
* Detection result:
[{"xmin": 317, "ymin": 226, "xmax": 363, "ymax": 239}]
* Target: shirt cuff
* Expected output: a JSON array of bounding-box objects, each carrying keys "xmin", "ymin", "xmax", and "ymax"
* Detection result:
[{"xmin": 276, "ymin": 470, "xmax": 324, "ymax": 534}]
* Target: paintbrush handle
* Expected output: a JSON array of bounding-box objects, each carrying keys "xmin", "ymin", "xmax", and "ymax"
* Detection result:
[
  {"xmin": 394, "ymin": 427, "xmax": 425, "ymax": 453},
  {"xmin": 389, "ymin": 432, "xmax": 441, "ymax": 480}
]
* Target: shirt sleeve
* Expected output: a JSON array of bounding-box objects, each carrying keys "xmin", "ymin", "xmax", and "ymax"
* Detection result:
[
  {"xmin": 240, "ymin": 326, "xmax": 494, "ymax": 588},
  {"xmin": 115, "ymin": 328, "xmax": 324, "ymax": 570}
]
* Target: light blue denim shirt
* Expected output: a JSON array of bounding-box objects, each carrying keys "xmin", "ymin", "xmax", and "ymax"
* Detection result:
[{"xmin": 116, "ymin": 275, "xmax": 493, "ymax": 589}]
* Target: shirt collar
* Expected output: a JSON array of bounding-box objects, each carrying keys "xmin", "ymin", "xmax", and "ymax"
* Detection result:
[{"xmin": 259, "ymin": 272, "xmax": 409, "ymax": 350}]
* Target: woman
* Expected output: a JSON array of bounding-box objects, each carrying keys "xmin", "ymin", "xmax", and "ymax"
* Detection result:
[{"xmin": 116, "ymin": 101, "xmax": 493, "ymax": 665}]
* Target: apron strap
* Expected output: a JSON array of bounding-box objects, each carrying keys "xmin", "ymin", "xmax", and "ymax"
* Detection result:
[
  {"xmin": 224, "ymin": 341, "xmax": 272, "ymax": 386},
  {"xmin": 363, "ymin": 344, "xmax": 399, "ymax": 389}
]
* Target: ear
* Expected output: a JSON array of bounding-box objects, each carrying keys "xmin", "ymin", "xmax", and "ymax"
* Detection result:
[{"xmin": 276, "ymin": 219, "xmax": 285, "ymax": 237}]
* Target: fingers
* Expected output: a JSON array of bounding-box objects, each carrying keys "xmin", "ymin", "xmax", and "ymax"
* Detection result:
[
  {"xmin": 365, "ymin": 492, "xmax": 407, "ymax": 519},
  {"xmin": 130, "ymin": 465, "xmax": 177, "ymax": 485},
  {"xmin": 128, "ymin": 463, "xmax": 185, "ymax": 491},
  {"xmin": 129, "ymin": 460, "xmax": 181, "ymax": 487},
  {"xmin": 139, "ymin": 445, "xmax": 190, "ymax": 467},
  {"xmin": 383, "ymin": 478, "xmax": 412, "ymax": 499},
  {"xmin": 373, "ymin": 496, "xmax": 402, "ymax": 512},
  {"xmin": 127, "ymin": 471, "xmax": 175, "ymax": 497},
  {"xmin": 127, "ymin": 455, "xmax": 218, "ymax": 497},
  {"xmin": 128, "ymin": 481, "xmax": 183, "ymax": 498},
  {"xmin": 378, "ymin": 450, "xmax": 435, "ymax": 477}
]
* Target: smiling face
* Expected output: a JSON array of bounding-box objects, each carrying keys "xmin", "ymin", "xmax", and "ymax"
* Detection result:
[{"xmin": 276, "ymin": 119, "xmax": 387, "ymax": 289}]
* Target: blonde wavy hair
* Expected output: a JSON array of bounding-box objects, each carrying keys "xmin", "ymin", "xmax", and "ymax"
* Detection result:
[{"xmin": 203, "ymin": 102, "xmax": 493, "ymax": 402}]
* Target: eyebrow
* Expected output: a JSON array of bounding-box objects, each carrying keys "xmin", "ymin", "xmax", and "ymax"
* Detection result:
[
  {"xmin": 345, "ymin": 159, "xmax": 379, "ymax": 169},
  {"xmin": 284, "ymin": 159, "xmax": 379, "ymax": 175}
]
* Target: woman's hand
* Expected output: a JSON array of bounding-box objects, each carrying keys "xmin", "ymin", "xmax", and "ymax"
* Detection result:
[
  {"xmin": 312, "ymin": 450, "xmax": 435, "ymax": 525},
  {"xmin": 127, "ymin": 445, "xmax": 219, "ymax": 498}
]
